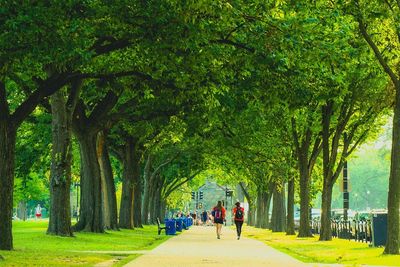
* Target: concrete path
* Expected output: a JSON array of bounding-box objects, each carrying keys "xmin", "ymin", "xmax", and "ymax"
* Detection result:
[{"xmin": 124, "ymin": 226, "xmax": 313, "ymax": 267}]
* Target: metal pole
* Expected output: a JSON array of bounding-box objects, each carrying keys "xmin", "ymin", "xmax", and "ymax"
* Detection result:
[
  {"xmin": 343, "ymin": 133, "xmax": 349, "ymax": 222},
  {"xmin": 343, "ymin": 160, "xmax": 349, "ymax": 221}
]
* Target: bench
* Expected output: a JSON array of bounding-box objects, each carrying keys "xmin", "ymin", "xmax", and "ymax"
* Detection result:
[{"xmin": 157, "ymin": 218, "xmax": 166, "ymax": 235}]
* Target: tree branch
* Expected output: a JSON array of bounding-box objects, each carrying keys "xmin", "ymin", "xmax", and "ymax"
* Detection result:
[
  {"xmin": 150, "ymin": 153, "xmax": 179, "ymax": 180},
  {"xmin": 356, "ymin": 14, "xmax": 400, "ymax": 88},
  {"xmin": 210, "ymin": 39, "xmax": 255, "ymax": 53},
  {"xmin": 91, "ymin": 38, "xmax": 131, "ymax": 57},
  {"xmin": 239, "ymin": 182, "xmax": 252, "ymax": 203},
  {"xmin": 164, "ymin": 170, "xmax": 202, "ymax": 197},
  {"xmin": 291, "ymin": 117, "xmax": 301, "ymax": 156},
  {"xmin": 11, "ymin": 73, "xmax": 70, "ymax": 127}
]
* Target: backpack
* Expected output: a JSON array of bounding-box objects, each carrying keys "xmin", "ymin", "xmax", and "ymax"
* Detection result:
[
  {"xmin": 214, "ymin": 209, "xmax": 222, "ymax": 219},
  {"xmin": 235, "ymin": 208, "xmax": 243, "ymax": 220}
]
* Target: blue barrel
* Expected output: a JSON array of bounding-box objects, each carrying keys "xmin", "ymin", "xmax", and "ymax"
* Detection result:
[
  {"xmin": 183, "ymin": 217, "xmax": 188, "ymax": 229},
  {"xmin": 176, "ymin": 217, "xmax": 183, "ymax": 232},
  {"xmin": 165, "ymin": 219, "xmax": 176, "ymax": 235}
]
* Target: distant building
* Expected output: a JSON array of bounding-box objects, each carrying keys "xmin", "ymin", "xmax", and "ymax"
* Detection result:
[{"xmin": 191, "ymin": 180, "xmax": 235, "ymax": 225}]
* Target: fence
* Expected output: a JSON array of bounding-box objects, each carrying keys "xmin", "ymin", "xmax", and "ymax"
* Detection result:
[{"xmin": 311, "ymin": 219, "xmax": 372, "ymax": 243}]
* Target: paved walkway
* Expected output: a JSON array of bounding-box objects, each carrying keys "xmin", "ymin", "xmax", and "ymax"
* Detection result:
[{"xmin": 124, "ymin": 226, "xmax": 313, "ymax": 267}]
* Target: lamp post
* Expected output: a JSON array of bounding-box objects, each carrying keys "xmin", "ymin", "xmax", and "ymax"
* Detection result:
[
  {"xmin": 225, "ymin": 187, "xmax": 233, "ymax": 225},
  {"xmin": 343, "ymin": 157, "xmax": 349, "ymax": 222}
]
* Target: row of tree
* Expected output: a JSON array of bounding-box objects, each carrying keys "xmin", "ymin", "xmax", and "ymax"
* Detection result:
[{"xmin": 1, "ymin": 0, "xmax": 400, "ymax": 255}]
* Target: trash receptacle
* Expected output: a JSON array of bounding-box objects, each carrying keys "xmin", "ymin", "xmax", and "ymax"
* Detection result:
[
  {"xmin": 370, "ymin": 212, "xmax": 387, "ymax": 247},
  {"xmin": 184, "ymin": 217, "xmax": 190, "ymax": 229},
  {"xmin": 182, "ymin": 217, "xmax": 187, "ymax": 230},
  {"xmin": 165, "ymin": 219, "xmax": 176, "ymax": 235},
  {"xmin": 176, "ymin": 217, "xmax": 183, "ymax": 232}
]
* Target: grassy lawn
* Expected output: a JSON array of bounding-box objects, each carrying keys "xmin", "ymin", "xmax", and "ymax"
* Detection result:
[
  {"xmin": 243, "ymin": 226, "xmax": 400, "ymax": 266},
  {"xmin": 0, "ymin": 220, "xmax": 170, "ymax": 266}
]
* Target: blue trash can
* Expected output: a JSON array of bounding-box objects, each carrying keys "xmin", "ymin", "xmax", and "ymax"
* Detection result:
[
  {"xmin": 183, "ymin": 217, "xmax": 188, "ymax": 230},
  {"xmin": 176, "ymin": 218, "xmax": 183, "ymax": 232},
  {"xmin": 165, "ymin": 219, "xmax": 176, "ymax": 235}
]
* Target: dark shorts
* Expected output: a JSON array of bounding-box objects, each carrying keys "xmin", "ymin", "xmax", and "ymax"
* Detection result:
[{"xmin": 214, "ymin": 218, "xmax": 223, "ymax": 224}]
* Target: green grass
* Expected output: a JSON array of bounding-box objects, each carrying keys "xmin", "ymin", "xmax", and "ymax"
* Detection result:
[
  {"xmin": 243, "ymin": 226, "xmax": 400, "ymax": 266},
  {"xmin": 0, "ymin": 220, "xmax": 170, "ymax": 266}
]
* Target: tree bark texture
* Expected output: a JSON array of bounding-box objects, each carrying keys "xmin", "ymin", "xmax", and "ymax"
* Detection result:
[
  {"xmin": 263, "ymin": 191, "xmax": 272, "ymax": 229},
  {"xmin": 298, "ymin": 153, "xmax": 312, "ymax": 237},
  {"xmin": 286, "ymin": 178, "xmax": 295, "ymax": 235},
  {"xmin": 319, "ymin": 181, "xmax": 333, "ymax": 240},
  {"xmin": 47, "ymin": 89, "xmax": 74, "ymax": 236},
  {"xmin": 385, "ymin": 89, "xmax": 400, "ymax": 254},
  {"xmin": 0, "ymin": 122, "xmax": 16, "ymax": 250},
  {"xmin": 356, "ymin": 13, "xmax": 400, "ymax": 254},
  {"xmin": 73, "ymin": 133, "xmax": 104, "ymax": 232},
  {"xmin": 271, "ymin": 183, "xmax": 286, "ymax": 232},
  {"xmin": 133, "ymin": 173, "xmax": 143, "ymax": 228},
  {"xmin": 239, "ymin": 182, "xmax": 255, "ymax": 226},
  {"xmin": 319, "ymin": 102, "xmax": 334, "ymax": 241},
  {"xmin": 97, "ymin": 131, "xmax": 119, "ymax": 230},
  {"xmin": 141, "ymin": 155, "xmax": 152, "ymax": 224},
  {"xmin": 17, "ymin": 201, "xmax": 27, "ymax": 221},
  {"xmin": 119, "ymin": 137, "xmax": 141, "ymax": 229},
  {"xmin": 151, "ymin": 179, "xmax": 162, "ymax": 223},
  {"xmin": 255, "ymin": 189, "xmax": 264, "ymax": 228}
]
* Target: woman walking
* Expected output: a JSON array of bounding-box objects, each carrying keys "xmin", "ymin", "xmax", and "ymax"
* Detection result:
[
  {"xmin": 233, "ymin": 202, "xmax": 244, "ymax": 240},
  {"xmin": 211, "ymin": 201, "xmax": 226, "ymax": 239}
]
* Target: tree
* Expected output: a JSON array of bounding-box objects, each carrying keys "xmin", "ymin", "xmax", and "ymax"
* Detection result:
[
  {"xmin": 47, "ymin": 81, "xmax": 81, "ymax": 236},
  {"xmin": 347, "ymin": 0, "xmax": 400, "ymax": 254},
  {"xmin": 0, "ymin": 1, "xmax": 94, "ymax": 249}
]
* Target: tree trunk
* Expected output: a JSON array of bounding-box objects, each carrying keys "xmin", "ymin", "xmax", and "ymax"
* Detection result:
[
  {"xmin": 148, "ymin": 181, "xmax": 156, "ymax": 224},
  {"xmin": 151, "ymin": 185, "xmax": 162, "ymax": 223},
  {"xmin": 17, "ymin": 201, "xmax": 27, "ymax": 221},
  {"xmin": 385, "ymin": 89, "xmax": 400, "ymax": 254},
  {"xmin": 0, "ymin": 122, "xmax": 16, "ymax": 250},
  {"xmin": 286, "ymin": 178, "xmax": 295, "ymax": 235},
  {"xmin": 247, "ymin": 201, "xmax": 255, "ymax": 226},
  {"xmin": 97, "ymin": 131, "xmax": 118, "ymax": 230},
  {"xmin": 271, "ymin": 183, "xmax": 286, "ymax": 232},
  {"xmin": 319, "ymin": 181, "xmax": 333, "ymax": 240},
  {"xmin": 47, "ymin": 89, "xmax": 74, "ymax": 236},
  {"xmin": 73, "ymin": 133, "xmax": 103, "ymax": 232},
  {"xmin": 119, "ymin": 137, "xmax": 141, "ymax": 229},
  {"xmin": 263, "ymin": 191, "xmax": 272, "ymax": 229},
  {"xmin": 141, "ymin": 155, "xmax": 152, "ymax": 224},
  {"xmin": 298, "ymin": 153, "xmax": 312, "ymax": 237},
  {"xmin": 159, "ymin": 199, "xmax": 166, "ymax": 220},
  {"xmin": 239, "ymin": 182, "xmax": 254, "ymax": 226},
  {"xmin": 319, "ymin": 102, "xmax": 333, "ymax": 240},
  {"xmin": 255, "ymin": 189, "xmax": 263, "ymax": 228},
  {"xmin": 133, "ymin": 163, "xmax": 143, "ymax": 228}
]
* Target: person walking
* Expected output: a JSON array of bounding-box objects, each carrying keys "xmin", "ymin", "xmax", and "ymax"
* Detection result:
[
  {"xmin": 35, "ymin": 204, "xmax": 42, "ymax": 220},
  {"xmin": 211, "ymin": 201, "xmax": 226, "ymax": 239},
  {"xmin": 201, "ymin": 210, "xmax": 208, "ymax": 226},
  {"xmin": 233, "ymin": 201, "xmax": 244, "ymax": 240}
]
